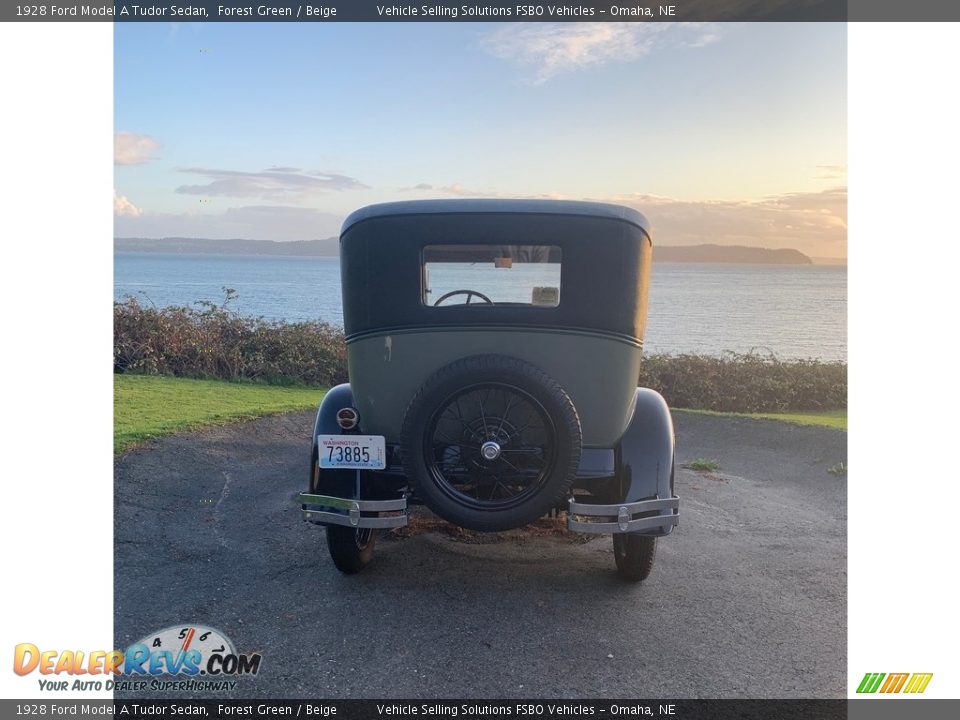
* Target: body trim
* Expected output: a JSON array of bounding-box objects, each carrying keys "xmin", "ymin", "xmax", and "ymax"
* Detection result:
[{"xmin": 345, "ymin": 324, "xmax": 644, "ymax": 348}]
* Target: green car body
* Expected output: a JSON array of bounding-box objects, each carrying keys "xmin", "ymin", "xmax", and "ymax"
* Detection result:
[{"xmin": 300, "ymin": 199, "xmax": 679, "ymax": 581}]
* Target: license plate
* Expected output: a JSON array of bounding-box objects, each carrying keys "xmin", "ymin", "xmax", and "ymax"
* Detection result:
[{"xmin": 317, "ymin": 434, "xmax": 386, "ymax": 470}]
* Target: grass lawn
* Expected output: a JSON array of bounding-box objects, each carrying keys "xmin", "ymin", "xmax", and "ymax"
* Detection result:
[
  {"xmin": 115, "ymin": 374, "xmax": 845, "ymax": 455},
  {"xmin": 675, "ymin": 408, "xmax": 847, "ymax": 431},
  {"xmin": 115, "ymin": 375, "xmax": 325, "ymax": 454}
]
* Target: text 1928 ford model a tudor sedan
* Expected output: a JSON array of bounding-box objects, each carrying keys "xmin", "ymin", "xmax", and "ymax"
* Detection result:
[{"xmin": 298, "ymin": 199, "xmax": 679, "ymax": 581}]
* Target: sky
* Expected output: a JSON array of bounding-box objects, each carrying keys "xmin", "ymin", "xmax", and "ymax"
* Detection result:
[{"xmin": 114, "ymin": 22, "xmax": 847, "ymax": 258}]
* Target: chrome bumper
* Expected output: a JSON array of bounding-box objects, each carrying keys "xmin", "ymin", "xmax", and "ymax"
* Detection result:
[
  {"xmin": 298, "ymin": 493, "xmax": 408, "ymax": 529},
  {"xmin": 568, "ymin": 496, "xmax": 679, "ymax": 534}
]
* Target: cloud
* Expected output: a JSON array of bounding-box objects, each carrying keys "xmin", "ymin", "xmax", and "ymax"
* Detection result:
[
  {"xmin": 113, "ymin": 190, "xmax": 142, "ymax": 217},
  {"xmin": 113, "ymin": 186, "xmax": 846, "ymax": 257},
  {"xmin": 439, "ymin": 183, "xmax": 498, "ymax": 197},
  {"xmin": 113, "ymin": 204, "xmax": 344, "ymax": 241},
  {"xmin": 174, "ymin": 167, "xmax": 368, "ymax": 200},
  {"xmin": 401, "ymin": 183, "xmax": 573, "ymax": 202},
  {"xmin": 608, "ymin": 187, "xmax": 847, "ymax": 258},
  {"xmin": 482, "ymin": 22, "xmax": 721, "ymax": 83},
  {"xmin": 398, "ymin": 182, "xmax": 844, "ymax": 256},
  {"xmin": 815, "ymin": 164, "xmax": 847, "ymax": 181},
  {"xmin": 114, "ymin": 132, "xmax": 159, "ymax": 165},
  {"xmin": 401, "ymin": 182, "xmax": 503, "ymax": 197}
]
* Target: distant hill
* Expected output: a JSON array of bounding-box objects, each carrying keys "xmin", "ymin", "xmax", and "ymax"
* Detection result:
[
  {"xmin": 114, "ymin": 237, "xmax": 340, "ymax": 256},
  {"xmin": 115, "ymin": 237, "xmax": 812, "ymax": 265},
  {"xmin": 810, "ymin": 256, "xmax": 847, "ymax": 266},
  {"xmin": 653, "ymin": 244, "xmax": 812, "ymax": 265}
]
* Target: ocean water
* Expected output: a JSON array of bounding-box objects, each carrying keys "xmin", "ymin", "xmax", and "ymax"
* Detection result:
[{"xmin": 114, "ymin": 253, "xmax": 847, "ymax": 362}]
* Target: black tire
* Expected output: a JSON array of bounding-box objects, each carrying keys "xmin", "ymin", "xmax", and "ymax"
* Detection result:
[
  {"xmin": 401, "ymin": 355, "xmax": 582, "ymax": 532},
  {"xmin": 613, "ymin": 534, "xmax": 657, "ymax": 582},
  {"xmin": 309, "ymin": 452, "xmax": 377, "ymax": 574},
  {"xmin": 326, "ymin": 526, "xmax": 376, "ymax": 574}
]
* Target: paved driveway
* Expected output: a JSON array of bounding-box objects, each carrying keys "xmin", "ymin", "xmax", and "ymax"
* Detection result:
[{"xmin": 114, "ymin": 411, "xmax": 846, "ymax": 698}]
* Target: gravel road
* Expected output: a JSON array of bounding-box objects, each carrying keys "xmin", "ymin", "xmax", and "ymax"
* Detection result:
[{"xmin": 114, "ymin": 411, "xmax": 846, "ymax": 698}]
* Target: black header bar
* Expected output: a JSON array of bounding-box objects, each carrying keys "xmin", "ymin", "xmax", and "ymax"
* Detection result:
[
  {"xmin": 8, "ymin": 1, "xmax": 960, "ymax": 22},
  {"xmin": 6, "ymin": 2, "xmax": 960, "ymax": 24},
  {"xmin": 8, "ymin": 1, "xmax": 854, "ymax": 22},
  {"xmin": 8, "ymin": 1, "xmax": 959, "ymax": 22}
]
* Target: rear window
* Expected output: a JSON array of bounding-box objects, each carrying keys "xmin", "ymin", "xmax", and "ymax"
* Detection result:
[{"xmin": 422, "ymin": 244, "xmax": 562, "ymax": 307}]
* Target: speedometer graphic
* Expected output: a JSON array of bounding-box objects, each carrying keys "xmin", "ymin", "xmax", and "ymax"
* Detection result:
[{"xmin": 130, "ymin": 624, "xmax": 236, "ymax": 675}]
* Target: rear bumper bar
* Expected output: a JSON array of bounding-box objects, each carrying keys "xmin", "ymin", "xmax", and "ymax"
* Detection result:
[
  {"xmin": 568, "ymin": 496, "xmax": 679, "ymax": 534},
  {"xmin": 298, "ymin": 493, "xmax": 408, "ymax": 529}
]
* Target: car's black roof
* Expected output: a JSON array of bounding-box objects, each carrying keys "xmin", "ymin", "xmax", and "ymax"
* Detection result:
[
  {"xmin": 341, "ymin": 199, "xmax": 651, "ymax": 237},
  {"xmin": 338, "ymin": 201, "xmax": 653, "ymax": 345}
]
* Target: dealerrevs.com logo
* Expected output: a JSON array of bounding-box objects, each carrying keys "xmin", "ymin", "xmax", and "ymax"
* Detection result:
[
  {"xmin": 856, "ymin": 672, "xmax": 933, "ymax": 694},
  {"xmin": 13, "ymin": 625, "xmax": 261, "ymax": 692}
]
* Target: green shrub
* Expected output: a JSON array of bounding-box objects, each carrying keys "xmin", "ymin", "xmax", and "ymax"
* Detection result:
[
  {"xmin": 114, "ymin": 293, "xmax": 347, "ymax": 386},
  {"xmin": 639, "ymin": 351, "xmax": 846, "ymax": 413},
  {"xmin": 115, "ymin": 295, "xmax": 846, "ymax": 412}
]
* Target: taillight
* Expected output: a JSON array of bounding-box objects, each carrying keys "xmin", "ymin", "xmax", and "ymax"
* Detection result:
[{"xmin": 336, "ymin": 407, "xmax": 359, "ymax": 431}]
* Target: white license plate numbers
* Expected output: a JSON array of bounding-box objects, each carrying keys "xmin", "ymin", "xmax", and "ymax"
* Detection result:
[{"xmin": 317, "ymin": 434, "xmax": 386, "ymax": 470}]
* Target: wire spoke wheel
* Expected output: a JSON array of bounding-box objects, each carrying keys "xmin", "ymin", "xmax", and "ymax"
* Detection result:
[
  {"xmin": 401, "ymin": 355, "xmax": 581, "ymax": 532},
  {"xmin": 354, "ymin": 528, "xmax": 374, "ymax": 549},
  {"xmin": 425, "ymin": 383, "xmax": 557, "ymax": 511}
]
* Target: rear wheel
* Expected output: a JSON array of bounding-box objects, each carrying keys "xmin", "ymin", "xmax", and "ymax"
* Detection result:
[
  {"xmin": 401, "ymin": 355, "xmax": 581, "ymax": 532},
  {"xmin": 310, "ymin": 453, "xmax": 377, "ymax": 574},
  {"xmin": 326, "ymin": 526, "xmax": 376, "ymax": 574},
  {"xmin": 613, "ymin": 534, "xmax": 657, "ymax": 582}
]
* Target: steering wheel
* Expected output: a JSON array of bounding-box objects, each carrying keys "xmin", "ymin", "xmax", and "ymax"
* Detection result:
[{"xmin": 433, "ymin": 289, "xmax": 494, "ymax": 307}]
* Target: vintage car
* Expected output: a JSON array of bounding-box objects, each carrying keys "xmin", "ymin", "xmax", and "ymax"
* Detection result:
[{"xmin": 298, "ymin": 199, "xmax": 679, "ymax": 581}]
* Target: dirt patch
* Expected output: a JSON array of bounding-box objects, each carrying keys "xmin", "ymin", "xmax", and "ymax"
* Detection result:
[{"xmin": 388, "ymin": 506, "xmax": 590, "ymax": 544}]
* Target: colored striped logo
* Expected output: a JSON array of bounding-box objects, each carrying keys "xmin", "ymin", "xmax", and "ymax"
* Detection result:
[{"xmin": 857, "ymin": 672, "xmax": 933, "ymax": 694}]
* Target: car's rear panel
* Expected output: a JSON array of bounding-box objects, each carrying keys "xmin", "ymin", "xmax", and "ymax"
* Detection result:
[{"xmin": 346, "ymin": 329, "xmax": 642, "ymax": 447}]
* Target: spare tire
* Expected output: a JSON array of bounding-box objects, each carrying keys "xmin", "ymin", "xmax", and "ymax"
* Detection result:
[{"xmin": 400, "ymin": 355, "xmax": 581, "ymax": 532}]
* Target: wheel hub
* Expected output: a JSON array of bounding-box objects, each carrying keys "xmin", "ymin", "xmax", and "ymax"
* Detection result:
[{"xmin": 480, "ymin": 440, "xmax": 502, "ymax": 461}]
